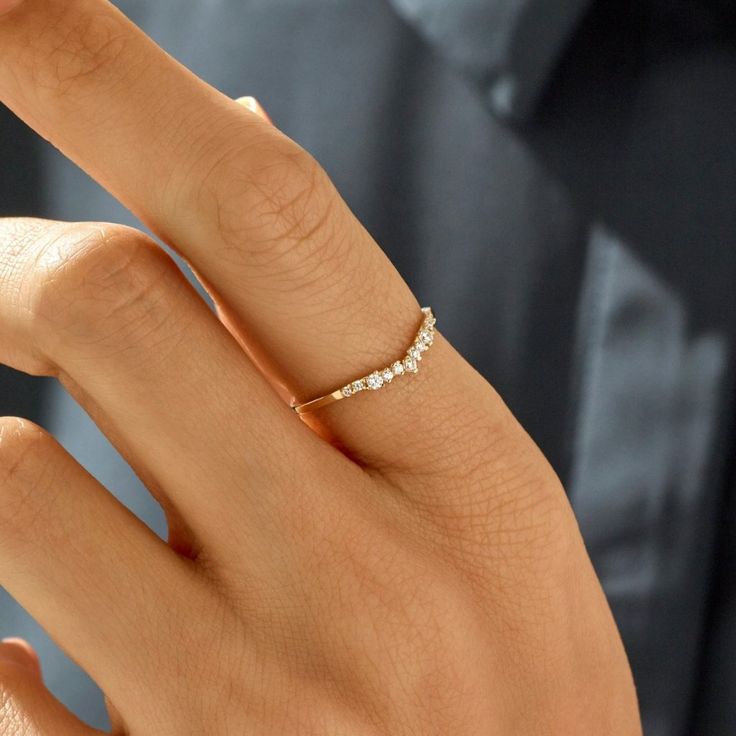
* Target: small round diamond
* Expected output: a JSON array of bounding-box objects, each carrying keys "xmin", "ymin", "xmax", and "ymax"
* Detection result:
[
  {"xmin": 366, "ymin": 372, "xmax": 384, "ymax": 390},
  {"xmin": 392, "ymin": 361, "xmax": 405, "ymax": 376},
  {"xmin": 341, "ymin": 386, "xmax": 352, "ymax": 398},
  {"xmin": 404, "ymin": 356, "xmax": 418, "ymax": 373},
  {"xmin": 409, "ymin": 346, "xmax": 422, "ymax": 361},
  {"xmin": 415, "ymin": 340, "xmax": 428, "ymax": 353},
  {"xmin": 382, "ymin": 368, "xmax": 394, "ymax": 383},
  {"xmin": 351, "ymin": 379, "xmax": 365, "ymax": 393},
  {"xmin": 420, "ymin": 329, "xmax": 433, "ymax": 345}
]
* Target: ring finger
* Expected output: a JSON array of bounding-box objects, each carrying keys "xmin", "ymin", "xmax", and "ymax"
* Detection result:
[{"xmin": 0, "ymin": 0, "xmax": 483, "ymax": 476}]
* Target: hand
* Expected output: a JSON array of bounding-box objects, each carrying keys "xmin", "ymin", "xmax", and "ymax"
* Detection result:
[{"xmin": 0, "ymin": 1, "xmax": 641, "ymax": 734}]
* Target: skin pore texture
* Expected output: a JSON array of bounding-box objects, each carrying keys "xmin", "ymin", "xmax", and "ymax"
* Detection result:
[{"xmin": 0, "ymin": 0, "xmax": 642, "ymax": 733}]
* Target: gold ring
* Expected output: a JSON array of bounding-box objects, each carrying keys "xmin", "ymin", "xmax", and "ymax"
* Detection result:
[{"xmin": 291, "ymin": 307, "xmax": 436, "ymax": 414}]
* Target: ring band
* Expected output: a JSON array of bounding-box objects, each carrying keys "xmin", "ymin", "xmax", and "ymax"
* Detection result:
[{"xmin": 291, "ymin": 307, "xmax": 436, "ymax": 414}]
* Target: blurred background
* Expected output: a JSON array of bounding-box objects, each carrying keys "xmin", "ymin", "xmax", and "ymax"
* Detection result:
[{"xmin": 1, "ymin": 1, "xmax": 736, "ymax": 733}]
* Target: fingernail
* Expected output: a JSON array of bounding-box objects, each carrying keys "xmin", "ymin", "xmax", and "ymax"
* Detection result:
[
  {"xmin": 235, "ymin": 96, "xmax": 273, "ymax": 124},
  {"xmin": 0, "ymin": 0, "xmax": 24, "ymax": 17}
]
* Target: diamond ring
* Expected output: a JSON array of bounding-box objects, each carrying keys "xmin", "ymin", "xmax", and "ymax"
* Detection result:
[{"xmin": 291, "ymin": 307, "xmax": 436, "ymax": 414}]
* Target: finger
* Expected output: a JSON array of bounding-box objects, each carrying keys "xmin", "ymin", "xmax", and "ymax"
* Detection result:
[
  {"xmin": 0, "ymin": 218, "xmax": 346, "ymax": 559},
  {"xmin": 0, "ymin": 416, "xmax": 220, "ymax": 717},
  {"xmin": 0, "ymin": 645, "xmax": 101, "ymax": 736},
  {"xmin": 0, "ymin": 638, "xmax": 42, "ymax": 680},
  {"xmin": 0, "ymin": 0, "xmax": 475, "ymax": 475}
]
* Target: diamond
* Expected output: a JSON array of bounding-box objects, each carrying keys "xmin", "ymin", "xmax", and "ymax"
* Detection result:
[
  {"xmin": 341, "ymin": 386, "xmax": 352, "ymax": 398},
  {"xmin": 409, "ymin": 346, "xmax": 422, "ymax": 361},
  {"xmin": 415, "ymin": 340, "xmax": 428, "ymax": 353},
  {"xmin": 382, "ymin": 368, "xmax": 394, "ymax": 383},
  {"xmin": 366, "ymin": 372, "xmax": 384, "ymax": 390},
  {"xmin": 404, "ymin": 356, "xmax": 418, "ymax": 373},
  {"xmin": 351, "ymin": 379, "xmax": 365, "ymax": 393},
  {"xmin": 392, "ymin": 361, "xmax": 405, "ymax": 376},
  {"xmin": 420, "ymin": 329, "xmax": 433, "ymax": 345}
]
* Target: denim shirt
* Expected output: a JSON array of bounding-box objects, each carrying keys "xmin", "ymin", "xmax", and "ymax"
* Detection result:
[{"xmin": 1, "ymin": 2, "xmax": 734, "ymax": 733}]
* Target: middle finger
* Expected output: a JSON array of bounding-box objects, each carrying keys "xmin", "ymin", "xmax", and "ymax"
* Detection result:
[{"xmin": 0, "ymin": 217, "xmax": 351, "ymax": 559}]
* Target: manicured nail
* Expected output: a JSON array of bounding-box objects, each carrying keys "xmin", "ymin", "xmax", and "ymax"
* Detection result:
[{"xmin": 0, "ymin": 0, "xmax": 24, "ymax": 17}]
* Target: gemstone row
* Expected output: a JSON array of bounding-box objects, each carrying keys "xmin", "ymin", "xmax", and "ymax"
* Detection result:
[{"xmin": 340, "ymin": 307, "xmax": 436, "ymax": 399}]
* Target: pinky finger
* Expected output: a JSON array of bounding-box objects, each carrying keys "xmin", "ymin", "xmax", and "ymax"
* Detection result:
[{"xmin": 0, "ymin": 640, "xmax": 104, "ymax": 735}]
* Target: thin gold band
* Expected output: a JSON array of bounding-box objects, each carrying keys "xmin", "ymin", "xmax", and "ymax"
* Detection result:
[{"xmin": 291, "ymin": 307, "xmax": 436, "ymax": 414}]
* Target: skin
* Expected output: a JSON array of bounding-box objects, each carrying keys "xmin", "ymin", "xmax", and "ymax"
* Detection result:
[{"xmin": 0, "ymin": 0, "xmax": 642, "ymax": 733}]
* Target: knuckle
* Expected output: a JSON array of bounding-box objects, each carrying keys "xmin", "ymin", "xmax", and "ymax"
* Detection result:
[
  {"xmin": 27, "ymin": 223, "xmax": 180, "ymax": 358},
  {"xmin": 193, "ymin": 129, "xmax": 342, "ymax": 270},
  {"xmin": 27, "ymin": 7, "xmax": 131, "ymax": 99}
]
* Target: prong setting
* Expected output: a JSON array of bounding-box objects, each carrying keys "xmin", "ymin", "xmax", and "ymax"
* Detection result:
[{"xmin": 337, "ymin": 307, "xmax": 436, "ymax": 401}]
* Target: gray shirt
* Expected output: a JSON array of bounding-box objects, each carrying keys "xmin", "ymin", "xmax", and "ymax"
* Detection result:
[{"xmin": 1, "ymin": 1, "xmax": 734, "ymax": 733}]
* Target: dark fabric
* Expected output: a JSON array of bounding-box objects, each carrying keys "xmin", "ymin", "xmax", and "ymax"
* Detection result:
[
  {"xmin": 389, "ymin": 0, "xmax": 593, "ymax": 120},
  {"xmin": 1, "ymin": 1, "xmax": 735, "ymax": 733}
]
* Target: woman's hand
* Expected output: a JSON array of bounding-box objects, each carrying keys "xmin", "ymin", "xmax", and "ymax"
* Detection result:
[{"xmin": 0, "ymin": 1, "xmax": 640, "ymax": 733}]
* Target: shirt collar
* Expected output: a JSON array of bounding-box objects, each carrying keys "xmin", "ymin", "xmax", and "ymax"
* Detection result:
[{"xmin": 387, "ymin": 0, "xmax": 593, "ymax": 122}]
